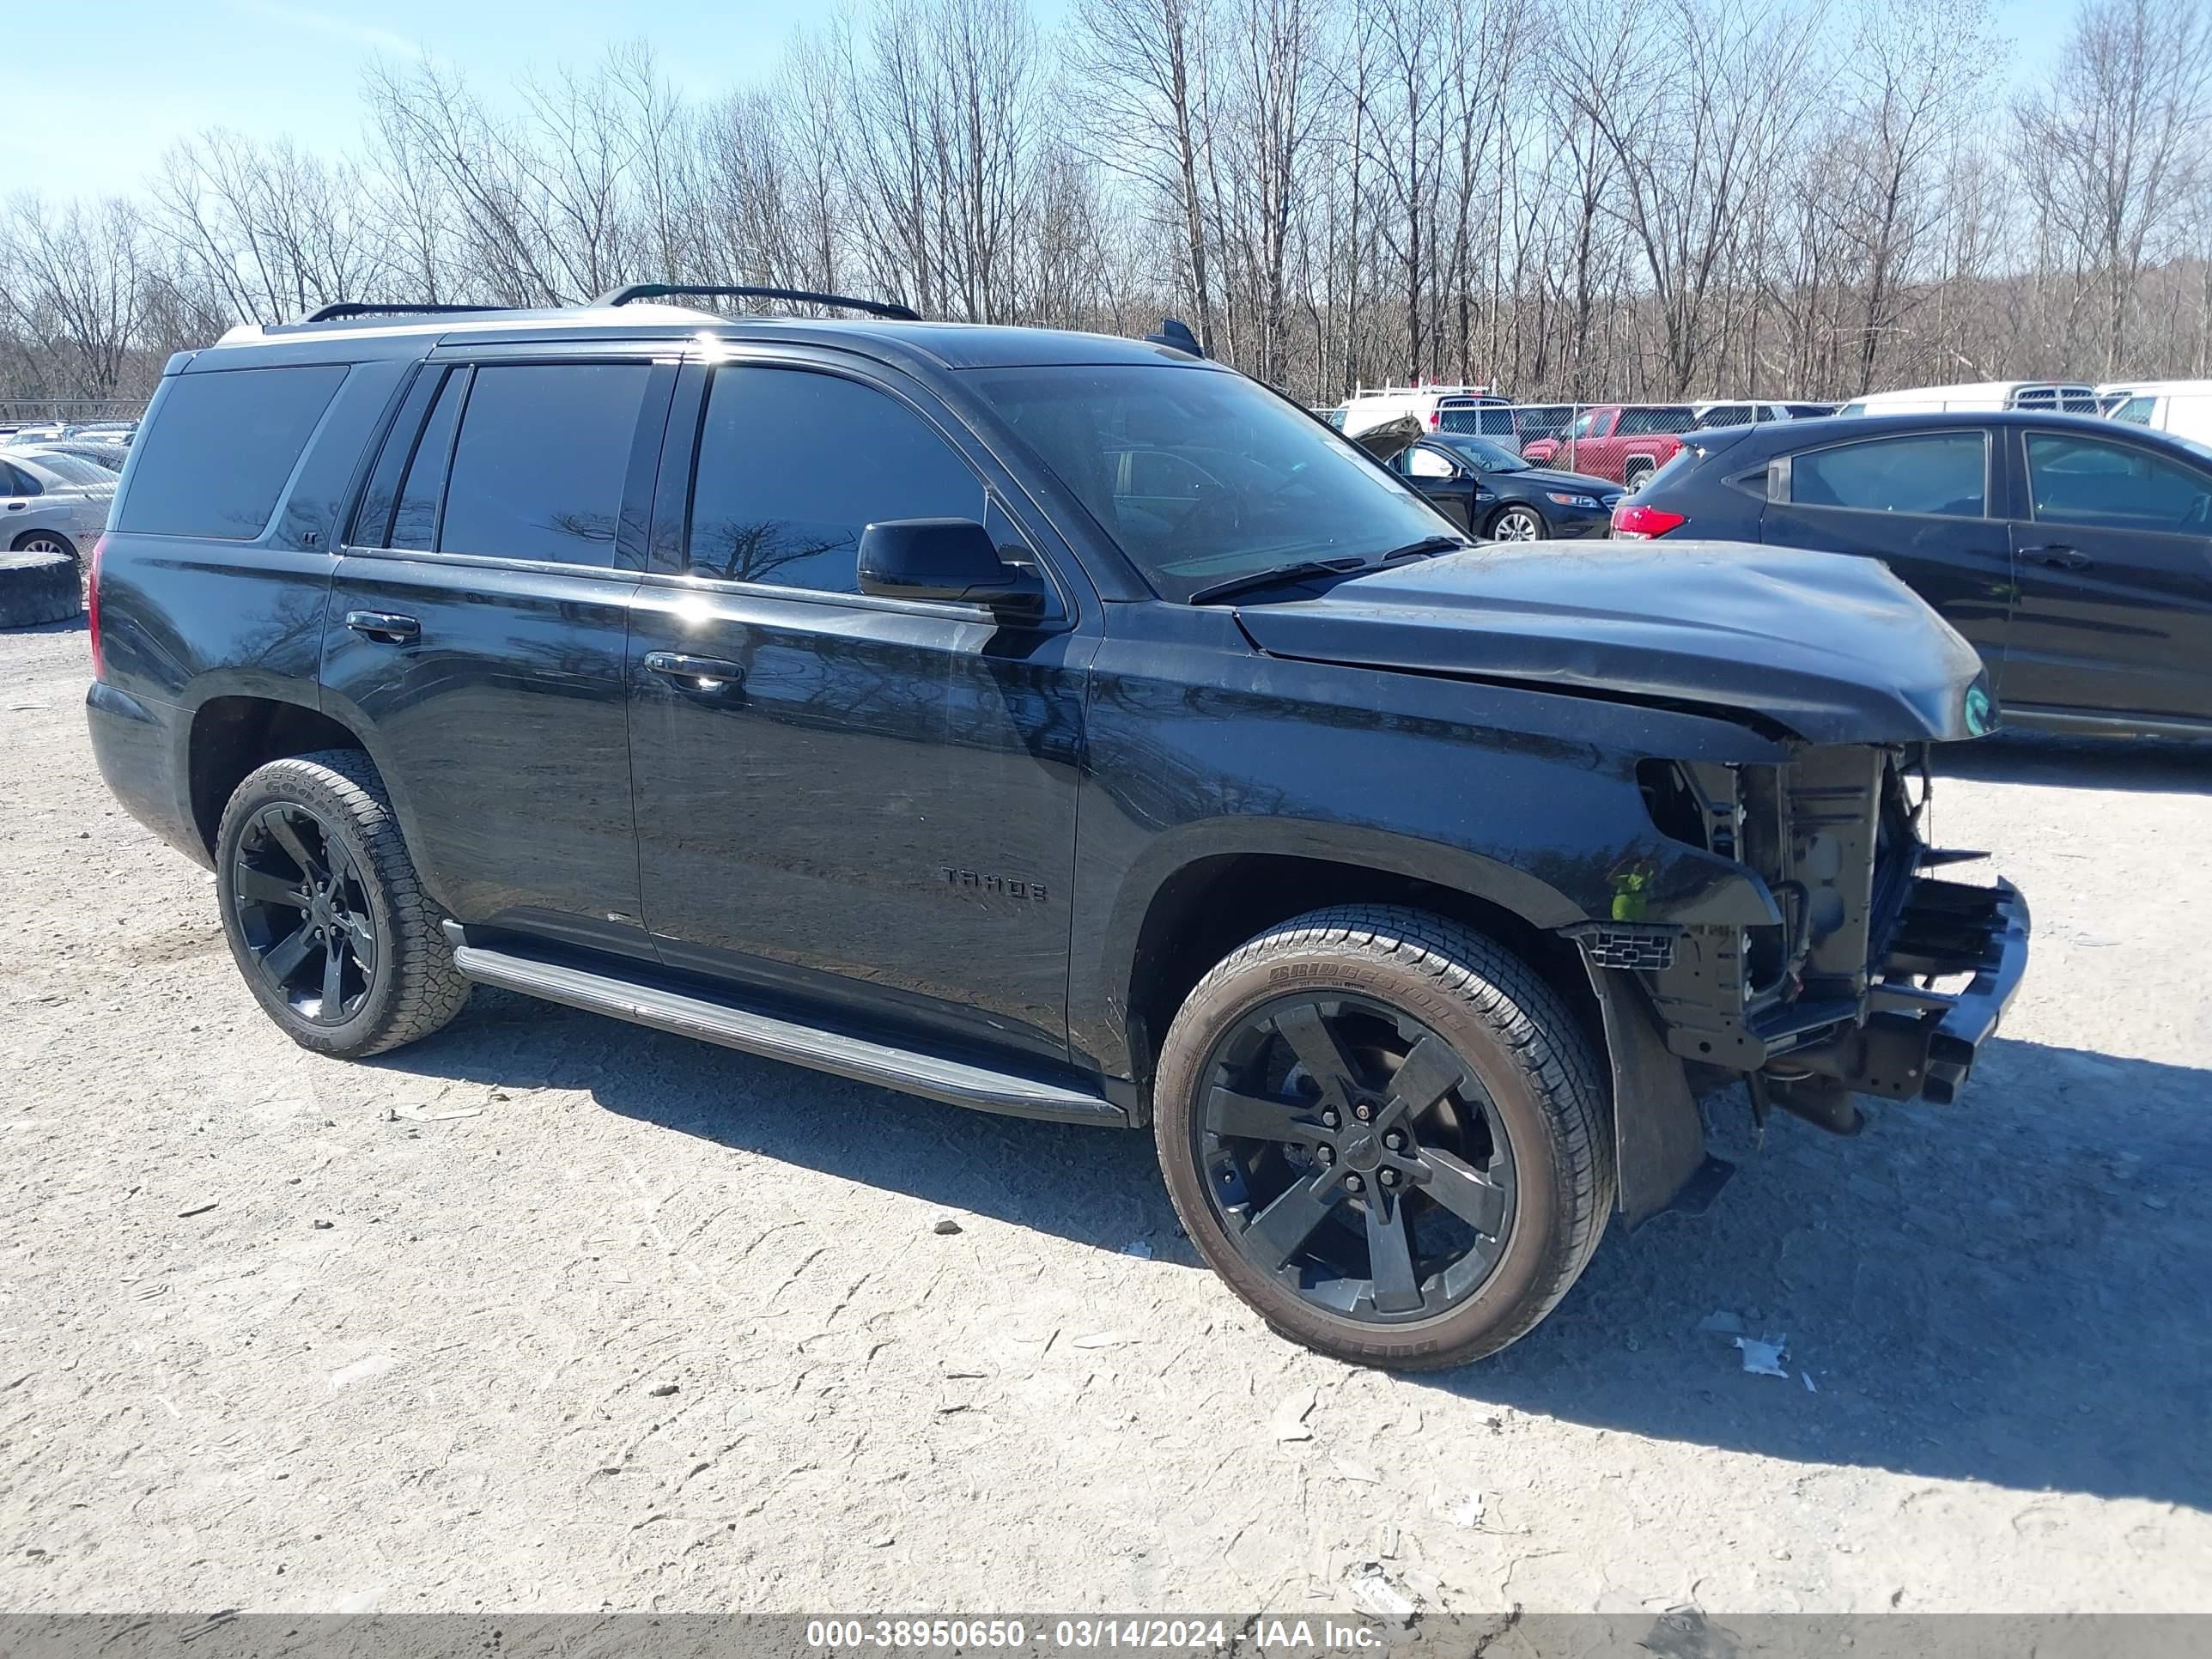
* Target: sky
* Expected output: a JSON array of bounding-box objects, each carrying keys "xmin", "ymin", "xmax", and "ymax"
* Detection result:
[{"xmin": 8, "ymin": 0, "xmax": 2066, "ymax": 205}]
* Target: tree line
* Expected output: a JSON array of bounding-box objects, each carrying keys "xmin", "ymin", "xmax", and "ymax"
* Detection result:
[{"xmin": 6, "ymin": 0, "xmax": 2212, "ymax": 414}]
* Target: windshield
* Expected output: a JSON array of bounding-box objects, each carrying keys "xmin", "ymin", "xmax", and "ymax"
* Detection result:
[
  {"xmin": 1437, "ymin": 434, "xmax": 1526, "ymax": 471},
  {"xmin": 968, "ymin": 364, "xmax": 1453, "ymax": 602}
]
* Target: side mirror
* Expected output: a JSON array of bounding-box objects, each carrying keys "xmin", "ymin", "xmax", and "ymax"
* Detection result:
[{"xmin": 857, "ymin": 518, "xmax": 1043, "ymax": 616}]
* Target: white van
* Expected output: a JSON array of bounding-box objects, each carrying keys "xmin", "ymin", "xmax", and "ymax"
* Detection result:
[
  {"xmin": 1833, "ymin": 380, "xmax": 2100, "ymax": 416},
  {"xmin": 2099, "ymin": 380, "xmax": 2212, "ymax": 445},
  {"xmin": 1340, "ymin": 384, "xmax": 1516, "ymax": 447}
]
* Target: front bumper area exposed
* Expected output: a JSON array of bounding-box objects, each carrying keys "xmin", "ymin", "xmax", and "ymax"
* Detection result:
[{"xmin": 1786, "ymin": 876, "xmax": 2031, "ymax": 1106}]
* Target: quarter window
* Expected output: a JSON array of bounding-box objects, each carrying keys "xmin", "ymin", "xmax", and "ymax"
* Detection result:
[
  {"xmin": 1788, "ymin": 433, "xmax": 1986, "ymax": 518},
  {"xmin": 439, "ymin": 362, "xmax": 650, "ymax": 567},
  {"xmin": 116, "ymin": 365, "xmax": 347, "ymax": 540},
  {"xmin": 2112, "ymin": 396, "xmax": 2156, "ymax": 426},
  {"xmin": 685, "ymin": 368, "xmax": 983, "ymax": 593},
  {"xmin": 2027, "ymin": 433, "xmax": 2212, "ymax": 533}
]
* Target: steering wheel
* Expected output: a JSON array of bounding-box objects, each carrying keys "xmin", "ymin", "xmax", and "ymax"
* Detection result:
[{"xmin": 1176, "ymin": 459, "xmax": 1311, "ymax": 544}]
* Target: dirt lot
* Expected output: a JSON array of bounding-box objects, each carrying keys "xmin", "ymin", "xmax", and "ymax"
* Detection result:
[{"xmin": 2, "ymin": 615, "xmax": 2208, "ymax": 1617}]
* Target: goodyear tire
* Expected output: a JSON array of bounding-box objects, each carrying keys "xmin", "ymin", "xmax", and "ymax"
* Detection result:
[
  {"xmin": 214, "ymin": 750, "xmax": 470, "ymax": 1058},
  {"xmin": 1153, "ymin": 906, "xmax": 1613, "ymax": 1370}
]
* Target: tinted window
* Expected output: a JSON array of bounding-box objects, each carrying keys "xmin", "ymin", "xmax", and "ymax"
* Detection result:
[
  {"xmin": 2, "ymin": 463, "xmax": 39, "ymax": 496},
  {"xmin": 2112, "ymin": 396, "xmax": 2155, "ymax": 425},
  {"xmin": 1437, "ymin": 405, "xmax": 1516, "ymax": 437},
  {"xmin": 1784, "ymin": 403, "xmax": 1836, "ymax": 418},
  {"xmin": 687, "ymin": 368, "xmax": 982, "ymax": 592},
  {"xmin": 440, "ymin": 362, "xmax": 649, "ymax": 566},
  {"xmin": 1694, "ymin": 404, "xmax": 1753, "ymax": 429},
  {"xmin": 1619, "ymin": 406, "xmax": 1692, "ymax": 435},
  {"xmin": 2027, "ymin": 433, "xmax": 2212, "ymax": 532},
  {"xmin": 1790, "ymin": 433, "xmax": 1986, "ymax": 517},
  {"xmin": 117, "ymin": 365, "xmax": 346, "ymax": 538},
  {"xmin": 392, "ymin": 369, "xmax": 467, "ymax": 552}
]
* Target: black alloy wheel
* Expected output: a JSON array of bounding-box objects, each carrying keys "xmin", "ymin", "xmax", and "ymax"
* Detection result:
[
  {"xmin": 1196, "ymin": 994, "xmax": 1517, "ymax": 1322},
  {"xmin": 214, "ymin": 750, "xmax": 470, "ymax": 1058},
  {"xmin": 1152, "ymin": 906, "xmax": 1613, "ymax": 1370},
  {"xmin": 230, "ymin": 801, "xmax": 378, "ymax": 1024}
]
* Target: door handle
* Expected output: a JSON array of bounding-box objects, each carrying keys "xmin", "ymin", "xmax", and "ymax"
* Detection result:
[
  {"xmin": 644, "ymin": 651, "xmax": 745, "ymax": 691},
  {"xmin": 343, "ymin": 610, "xmax": 421, "ymax": 644},
  {"xmin": 2021, "ymin": 544, "xmax": 2089, "ymax": 570}
]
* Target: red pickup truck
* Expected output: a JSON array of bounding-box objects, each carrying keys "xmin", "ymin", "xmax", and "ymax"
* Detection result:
[{"xmin": 1521, "ymin": 404, "xmax": 1694, "ymax": 489}]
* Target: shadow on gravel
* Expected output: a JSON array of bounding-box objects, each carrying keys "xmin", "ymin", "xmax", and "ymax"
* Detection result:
[
  {"xmin": 6, "ymin": 612, "xmax": 87, "ymax": 635},
  {"xmin": 380, "ymin": 1009, "xmax": 2210, "ymax": 1513},
  {"xmin": 1933, "ymin": 730, "xmax": 2212, "ymax": 794},
  {"xmin": 1440, "ymin": 1035, "xmax": 2212, "ymax": 1516}
]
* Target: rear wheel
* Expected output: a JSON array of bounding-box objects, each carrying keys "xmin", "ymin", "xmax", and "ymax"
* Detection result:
[
  {"xmin": 1622, "ymin": 460, "xmax": 1655, "ymax": 491},
  {"xmin": 1152, "ymin": 906, "xmax": 1613, "ymax": 1370},
  {"xmin": 214, "ymin": 750, "xmax": 469, "ymax": 1058}
]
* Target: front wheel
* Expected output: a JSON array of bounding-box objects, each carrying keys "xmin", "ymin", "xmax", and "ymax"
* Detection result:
[
  {"xmin": 214, "ymin": 750, "xmax": 470, "ymax": 1058},
  {"xmin": 1153, "ymin": 907, "xmax": 1614, "ymax": 1370},
  {"xmin": 1487, "ymin": 504, "xmax": 1547, "ymax": 542}
]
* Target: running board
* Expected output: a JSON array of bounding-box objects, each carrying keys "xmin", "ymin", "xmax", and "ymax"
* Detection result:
[{"xmin": 449, "ymin": 942, "xmax": 1130, "ymax": 1127}]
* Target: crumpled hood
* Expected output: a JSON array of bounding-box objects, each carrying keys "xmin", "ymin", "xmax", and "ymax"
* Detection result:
[{"xmin": 1232, "ymin": 539, "xmax": 1991, "ymax": 743}]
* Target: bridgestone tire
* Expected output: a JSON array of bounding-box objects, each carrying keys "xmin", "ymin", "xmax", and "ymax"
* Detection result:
[
  {"xmin": 1153, "ymin": 905, "xmax": 1614, "ymax": 1370},
  {"xmin": 215, "ymin": 750, "xmax": 470, "ymax": 1058},
  {"xmin": 0, "ymin": 548, "xmax": 80, "ymax": 629}
]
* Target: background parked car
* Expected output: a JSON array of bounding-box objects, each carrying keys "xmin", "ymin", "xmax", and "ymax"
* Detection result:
[
  {"xmin": 1340, "ymin": 382, "xmax": 1507, "ymax": 438},
  {"xmin": 13, "ymin": 439, "xmax": 126, "ymax": 472},
  {"xmin": 1611, "ymin": 410, "xmax": 2212, "ymax": 736},
  {"xmin": 1520, "ymin": 403, "xmax": 1693, "ymax": 488},
  {"xmin": 2100, "ymin": 380, "xmax": 2212, "ymax": 447},
  {"xmin": 1689, "ymin": 398, "xmax": 1838, "ymax": 428},
  {"xmin": 1833, "ymin": 380, "xmax": 2100, "ymax": 417},
  {"xmin": 3, "ymin": 448, "xmax": 117, "ymax": 566},
  {"xmin": 1358, "ymin": 422, "xmax": 1620, "ymax": 538}
]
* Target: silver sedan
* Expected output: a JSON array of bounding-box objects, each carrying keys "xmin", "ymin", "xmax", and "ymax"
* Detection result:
[{"xmin": 2, "ymin": 447, "xmax": 116, "ymax": 565}]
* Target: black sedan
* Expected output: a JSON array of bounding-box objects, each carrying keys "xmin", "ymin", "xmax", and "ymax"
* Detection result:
[
  {"xmin": 1616, "ymin": 410, "xmax": 2212, "ymax": 738},
  {"xmin": 1357, "ymin": 422, "xmax": 1620, "ymax": 539}
]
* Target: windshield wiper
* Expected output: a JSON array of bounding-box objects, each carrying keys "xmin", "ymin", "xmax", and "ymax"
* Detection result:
[
  {"xmin": 1376, "ymin": 535, "xmax": 1473, "ymax": 562},
  {"xmin": 1185, "ymin": 538, "xmax": 1470, "ymax": 606},
  {"xmin": 1186, "ymin": 556, "xmax": 1370, "ymax": 605}
]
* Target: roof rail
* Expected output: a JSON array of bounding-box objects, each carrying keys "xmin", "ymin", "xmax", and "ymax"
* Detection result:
[
  {"xmin": 593, "ymin": 283, "xmax": 921, "ymax": 322},
  {"xmin": 296, "ymin": 301, "xmax": 516, "ymax": 325}
]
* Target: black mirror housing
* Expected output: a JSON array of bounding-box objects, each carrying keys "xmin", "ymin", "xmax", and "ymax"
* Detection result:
[{"xmin": 857, "ymin": 518, "xmax": 1042, "ymax": 615}]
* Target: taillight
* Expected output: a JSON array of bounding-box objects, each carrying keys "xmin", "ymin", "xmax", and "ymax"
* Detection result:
[
  {"xmin": 1611, "ymin": 504, "xmax": 1686, "ymax": 540},
  {"xmin": 1427, "ymin": 410, "xmax": 1440, "ymax": 428},
  {"xmin": 87, "ymin": 534, "xmax": 106, "ymax": 679}
]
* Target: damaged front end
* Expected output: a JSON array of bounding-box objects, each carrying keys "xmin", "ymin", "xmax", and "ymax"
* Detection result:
[{"xmin": 1613, "ymin": 744, "xmax": 2030, "ymax": 1147}]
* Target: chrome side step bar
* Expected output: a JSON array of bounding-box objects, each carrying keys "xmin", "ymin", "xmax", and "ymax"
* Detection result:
[{"xmin": 448, "ymin": 941, "xmax": 1130, "ymax": 1127}]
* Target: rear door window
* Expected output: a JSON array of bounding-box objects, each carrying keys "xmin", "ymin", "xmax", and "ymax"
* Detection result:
[
  {"xmin": 438, "ymin": 362, "xmax": 650, "ymax": 567},
  {"xmin": 2026, "ymin": 432, "xmax": 2212, "ymax": 532},
  {"xmin": 1787, "ymin": 433, "xmax": 1987, "ymax": 517},
  {"xmin": 116, "ymin": 364, "xmax": 347, "ymax": 539},
  {"xmin": 684, "ymin": 367, "xmax": 983, "ymax": 593}
]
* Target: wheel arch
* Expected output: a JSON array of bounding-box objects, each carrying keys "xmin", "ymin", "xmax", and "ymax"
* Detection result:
[
  {"xmin": 1114, "ymin": 837, "xmax": 1708, "ymax": 1224},
  {"xmin": 184, "ymin": 692, "xmax": 369, "ymax": 858},
  {"xmin": 1116, "ymin": 841, "xmax": 1601, "ymax": 1112}
]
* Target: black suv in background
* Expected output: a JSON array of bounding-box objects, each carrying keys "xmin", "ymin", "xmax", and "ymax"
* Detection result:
[
  {"xmin": 87, "ymin": 289, "xmax": 2029, "ymax": 1370},
  {"xmin": 1616, "ymin": 411, "xmax": 2212, "ymax": 738}
]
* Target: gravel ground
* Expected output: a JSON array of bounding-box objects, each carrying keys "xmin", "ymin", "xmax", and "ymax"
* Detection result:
[{"xmin": 2, "ymin": 616, "xmax": 2208, "ymax": 1616}]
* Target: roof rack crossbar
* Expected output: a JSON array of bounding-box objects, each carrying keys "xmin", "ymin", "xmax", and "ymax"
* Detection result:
[
  {"xmin": 297, "ymin": 301, "xmax": 516, "ymax": 325},
  {"xmin": 594, "ymin": 283, "xmax": 921, "ymax": 322}
]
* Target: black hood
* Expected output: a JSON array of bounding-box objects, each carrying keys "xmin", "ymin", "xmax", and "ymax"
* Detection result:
[{"xmin": 1231, "ymin": 539, "xmax": 1991, "ymax": 744}]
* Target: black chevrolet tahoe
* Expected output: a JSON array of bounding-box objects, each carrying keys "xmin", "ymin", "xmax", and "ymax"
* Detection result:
[{"xmin": 85, "ymin": 287, "xmax": 2030, "ymax": 1370}]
